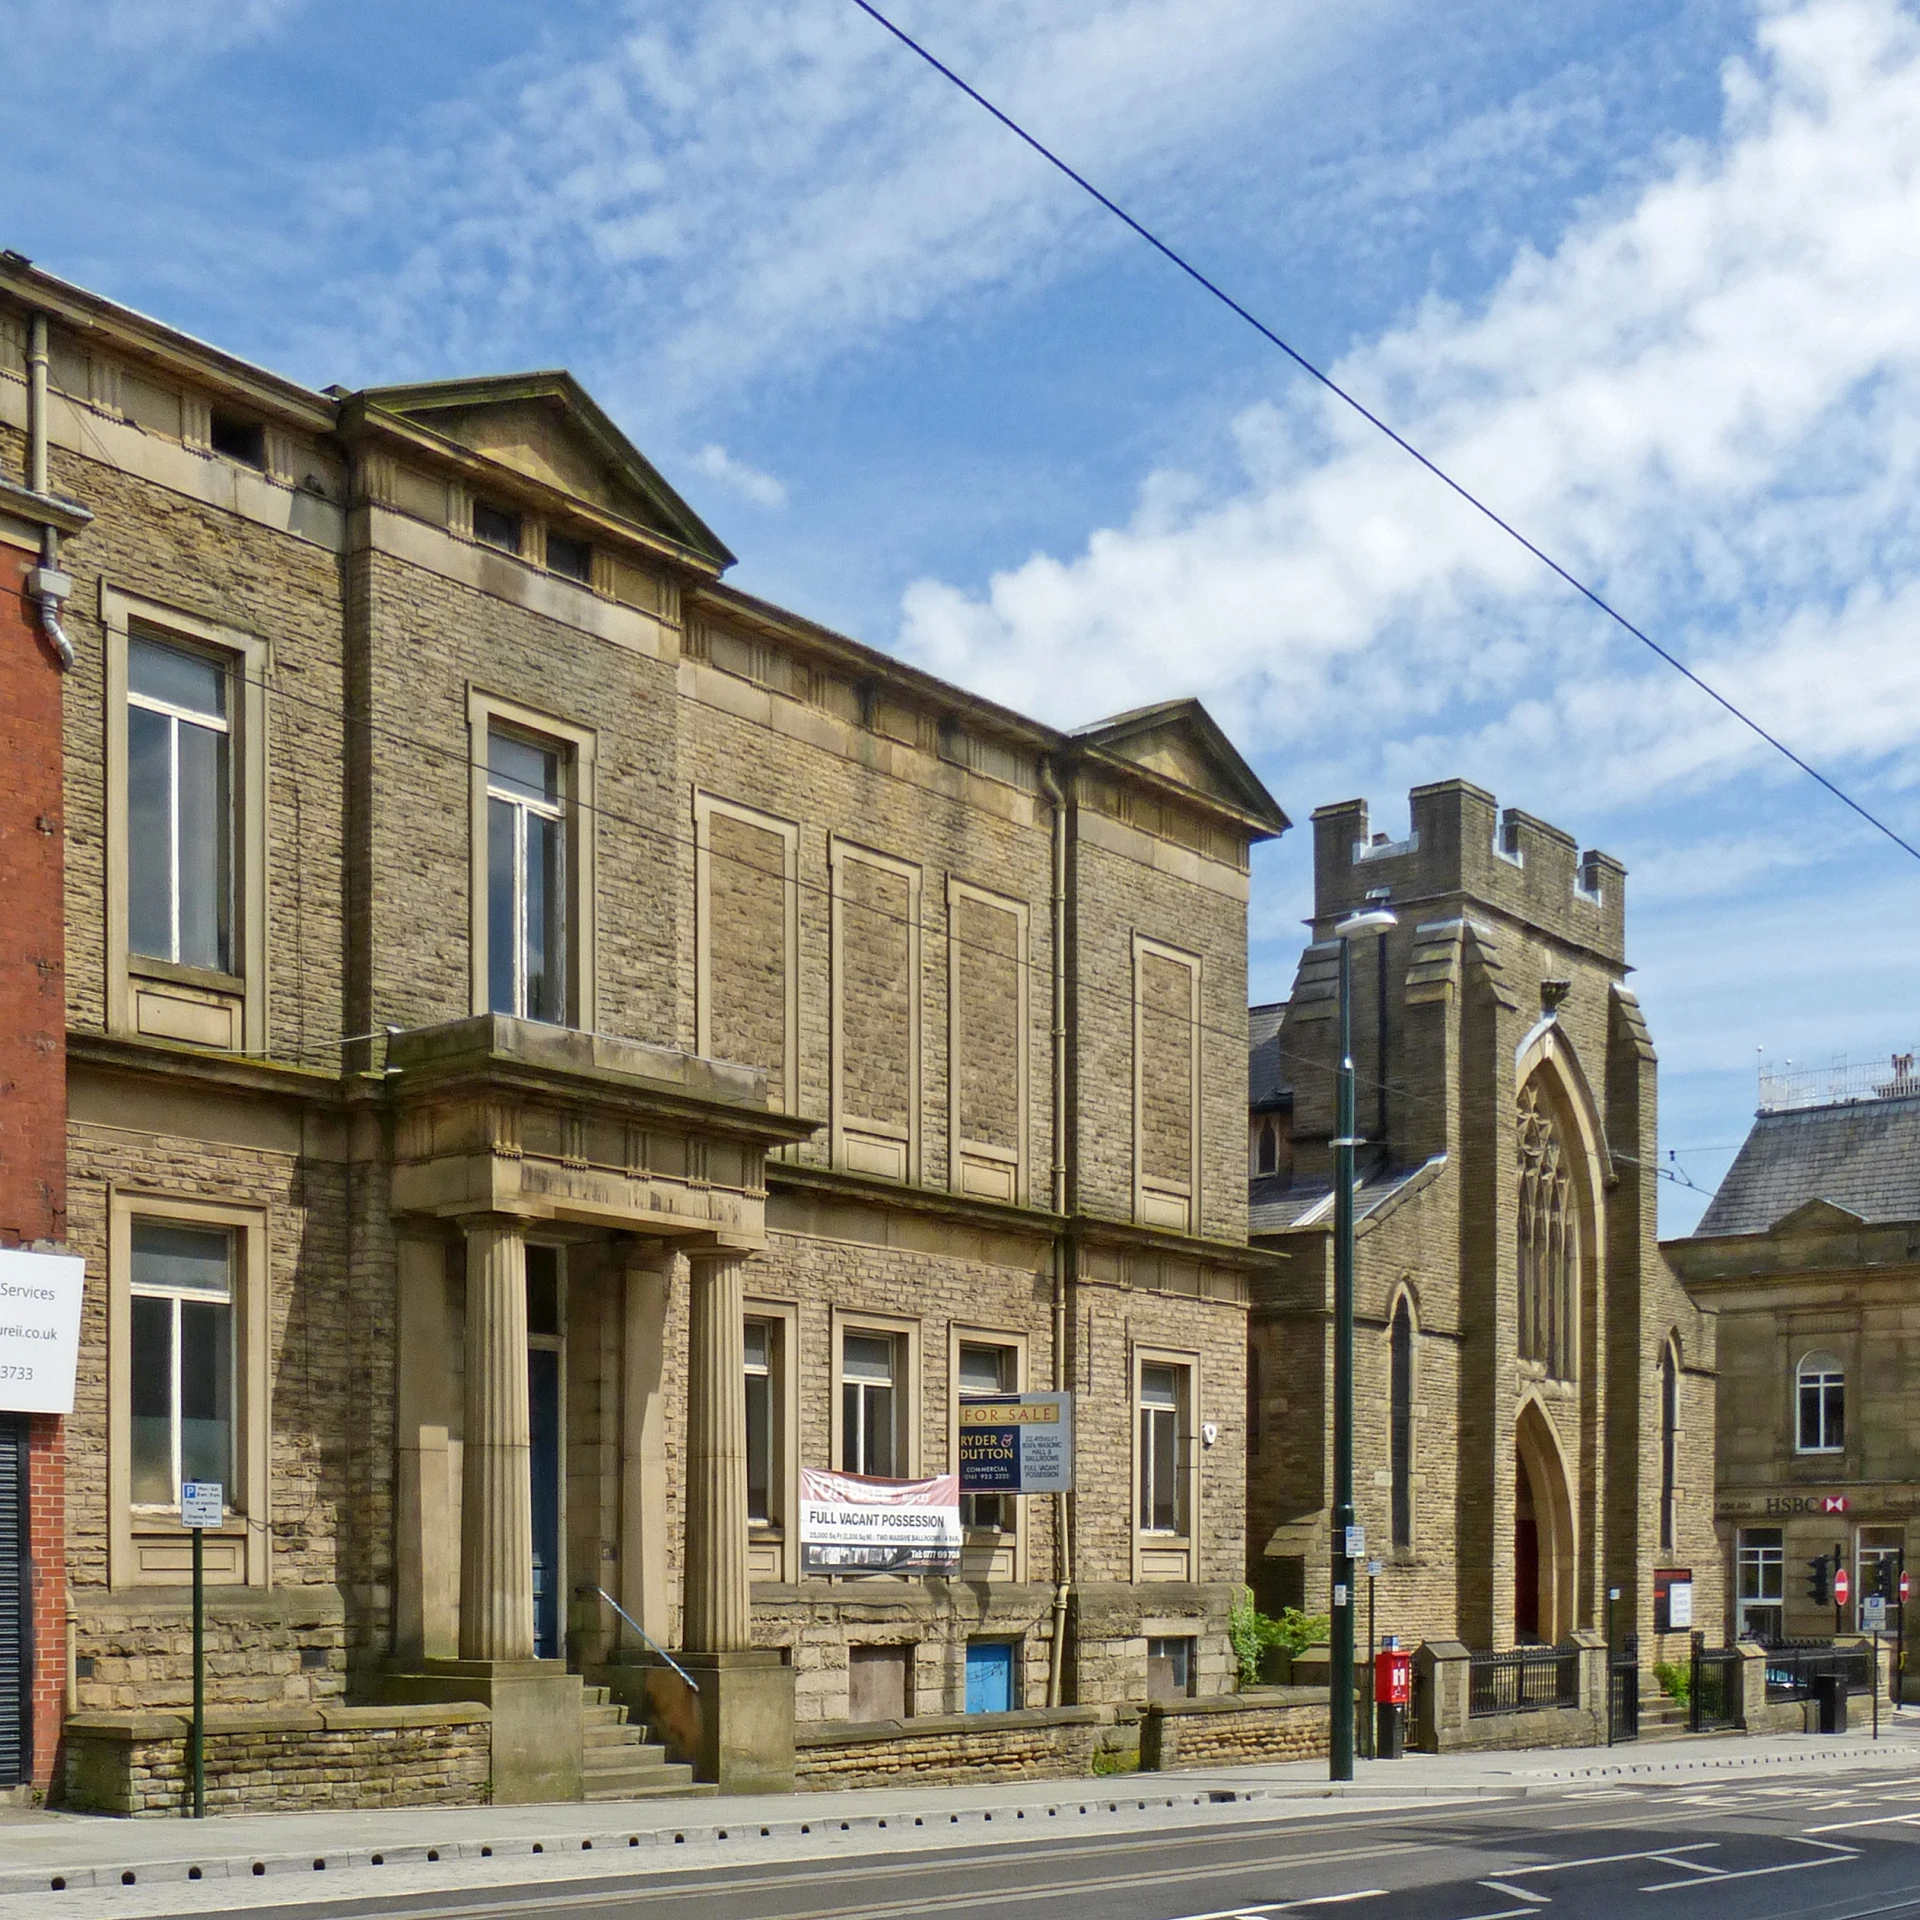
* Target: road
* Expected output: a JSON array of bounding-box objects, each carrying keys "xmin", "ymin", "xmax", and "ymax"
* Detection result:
[{"xmin": 141, "ymin": 1764, "xmax": 1920, "ymax": 1920}]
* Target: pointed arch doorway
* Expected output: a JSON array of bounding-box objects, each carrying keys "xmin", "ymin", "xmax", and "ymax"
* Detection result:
[{"xmin": 1514, "ymin": 1400, "xmax": 1576, "ymax": 1644}]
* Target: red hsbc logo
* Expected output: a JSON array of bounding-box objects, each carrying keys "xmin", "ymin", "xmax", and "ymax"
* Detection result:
[{"xmin": 1822, "ymin": 1495, "xmax": 1850, "ymax": 1512}]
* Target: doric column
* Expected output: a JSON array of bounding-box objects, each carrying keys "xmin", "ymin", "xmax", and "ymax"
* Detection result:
[
  {"xmin": 619, "ymin": 1244, "xmax": 673, "ymax": 1648},
  {"xmin": 460, "ymin": 1217, "xmax": 534, "ymax": 1662},
  {"xmin": 683, "ymin": 1248, "xmax": 751, "ymax": 1652}
]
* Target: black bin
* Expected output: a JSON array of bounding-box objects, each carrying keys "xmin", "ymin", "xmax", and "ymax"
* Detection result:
[
  {"xmin": 1812, "ymin": 1671, "xmax": 1849, "ymax": 1734},
  {"xmin": 1375, "ymin": 1702, "xmax": 1405, "ymax": 1759}
]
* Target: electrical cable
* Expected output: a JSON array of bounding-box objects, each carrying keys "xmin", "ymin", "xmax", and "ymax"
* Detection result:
[{"xmin": 848, "ymin": 0, "xmax": 1920, "ymax": 867}]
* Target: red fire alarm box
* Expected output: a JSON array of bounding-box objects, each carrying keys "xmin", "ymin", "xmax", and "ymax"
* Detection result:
[{"xmin": 1374, "ymin": 1648, "xmax": 1413, "ymax": 1706}]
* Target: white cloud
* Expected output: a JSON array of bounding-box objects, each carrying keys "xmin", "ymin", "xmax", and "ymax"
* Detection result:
[
  {"xmin": 895, "ymin": 0, "xmax": 1920, "ymax": 819},
  {"xmin": 100, "ymin": 0, "xmax": 306, "ymax": 54},
  {"xmin": 691, "ymin": 444, "xmax": 788, "ymax": 509}
]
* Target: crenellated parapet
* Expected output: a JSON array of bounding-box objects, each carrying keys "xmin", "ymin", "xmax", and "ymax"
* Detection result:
[{"xmin": 1308, "ymin": 778, "xmax": 1626, "ymax": 966}]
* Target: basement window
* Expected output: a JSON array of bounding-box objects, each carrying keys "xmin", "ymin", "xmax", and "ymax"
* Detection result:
[
  {"xmin": 546, "ymin": 531, "xmax": 592, "ymax": 583},
  {"xmin": 473, "ymin": 500, "xmax": 522, "ymax": 554},
  {"xmin": 209, "ymin": 412, "xmax": 267, "ymax": 469}
]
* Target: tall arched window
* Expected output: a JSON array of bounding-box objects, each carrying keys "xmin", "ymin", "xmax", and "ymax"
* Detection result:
[
  {"xmin": 1515, "ymin": 1082, "xmax": 1578, "ymax": 1379},
  {"xmin": 1390, "ymin": 1298, "xmax": 1414, "ymax": 1549},
  {"xmin": 1796, "ymin": 1351, "xmax": 1845, "ymax": 1454},
  {"xmin": 1659, "ymin": 1341, "xmax": 1679, "ymax": 1552}
]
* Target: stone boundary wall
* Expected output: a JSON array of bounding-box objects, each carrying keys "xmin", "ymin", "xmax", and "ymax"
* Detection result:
[
  {"xmin": 1141, "ymin": 1688, "xmax": 1328, "ymax": 1769},
  {"xmin": 795, "ymin": 1706, "xmax": 1120, "ymax": 1788},
  {"xmin": 63, "ymin": 1704, "xmax": 491, "ymax": 1816},
  {"xmin": 1414, "ymin": 1636, "xmax": 1607, "ymax": 1754}
]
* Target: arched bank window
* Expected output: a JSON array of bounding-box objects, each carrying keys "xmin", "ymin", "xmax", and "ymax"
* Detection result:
[
  {"xmin": 1796, "ymin": 1351, "xmax": 1844, "ymax": 1454},
  {"xmin": 1515, "ymin": 1082, "xmax": 1578, "ymax": 1379},
  {"xmin": 1389, "ymin": 1298, "xmax": 1414, "ymax": 1549}
]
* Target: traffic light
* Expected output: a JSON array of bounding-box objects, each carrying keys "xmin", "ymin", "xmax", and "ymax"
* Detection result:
[
  {"xmin": 1877, "ymin": 1556, "xmax": 1899, "ymax": 1601},
  {"xmin": 1808, "ymin": 1554, "xmax": 1831, "ymax": 1606}
]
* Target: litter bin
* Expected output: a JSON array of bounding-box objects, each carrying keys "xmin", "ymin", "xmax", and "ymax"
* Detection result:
[
  {"xmin": 1812, "ymin": 1671, "xmax": 1849, "ymax": 1734},
  {"xmin": 1375, "ymin": 1700, "xmax": 1405, "ymax": 1758}
]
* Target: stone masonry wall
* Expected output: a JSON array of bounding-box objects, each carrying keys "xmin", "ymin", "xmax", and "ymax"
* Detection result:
[
  {"xmin": 63, "ymin": 1703, "xmax": 490, "ymax": 1816},
  {"xmin": 795, "ymin": 1706, "xmax": 1113, "ymax": 1789}
]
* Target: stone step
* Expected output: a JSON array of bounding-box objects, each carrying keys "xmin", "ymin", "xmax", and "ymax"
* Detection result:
[
  {"xmin": 581, "ymin": 1762, "xmax": 712, "ymax": 1802},
  {"xmin": 585, "ymin": 1727, "xmax": 662, "ymax": 1758},
  {"xmin": 583, "ymin": 1739, "xmax": 670, "ymax": 1769},
  {"xmin": 582, "ymin": 1703, "xmax": 631, "ymax": 1730},
  {"xmin": 581, "ymin": 1684, "xmax": 610, "ymax": 1708}
]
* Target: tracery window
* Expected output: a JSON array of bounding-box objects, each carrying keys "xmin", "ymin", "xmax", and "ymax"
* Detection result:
[{"xmin": 1516, "ymin": 1082, "xmax": 1578, "ymax": 1379}]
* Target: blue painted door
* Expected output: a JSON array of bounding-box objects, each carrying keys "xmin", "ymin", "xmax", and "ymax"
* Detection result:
[
  {"xmin": 965, "ymin": 1640, "xmax": 1014, "ymax": 1714},
  {"xmin": 528, "ymin": 1347, "xmax": 562, "ymax": 1660}
]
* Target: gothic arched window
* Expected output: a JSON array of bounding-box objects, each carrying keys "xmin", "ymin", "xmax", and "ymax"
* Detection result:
[
  {"xmin": 1516, "ymin": 1082, "xmax": 1578, "ymax": 1379},
  {"xmin": 1390, "ymin": 1298, "xmax": 1414, "ymax": 1549},
  {"xmin": 1659, "ymin": 1340, "xmax": 1679, "ymax": 1552}
]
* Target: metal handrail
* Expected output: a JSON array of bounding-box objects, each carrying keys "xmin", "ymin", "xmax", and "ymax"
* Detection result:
[{"xmin": 580, "ymin": 1585, "xmax": 700, "ymax": 1693}]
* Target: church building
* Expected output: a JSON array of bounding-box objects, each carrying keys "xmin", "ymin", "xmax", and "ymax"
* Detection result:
[{"xmin": 1246, "ymin": 780, "xmax": 1720, "ymax": 1664}]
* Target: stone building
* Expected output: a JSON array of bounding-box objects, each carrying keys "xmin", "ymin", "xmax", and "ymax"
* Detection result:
[
  {"xmin": 1667, "ymin": 1060, "xmax": 1920, "ymax": 1669},
  {"xmin": 0, "ymin": 255, "xmax": 1285, "ymax": 1803},
  {"xmin": 1245, "ymin": 781, "xmax": 1720, "ymax": 1665}
]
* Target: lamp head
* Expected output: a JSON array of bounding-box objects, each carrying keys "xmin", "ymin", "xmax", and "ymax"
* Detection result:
[{"xmin": 1333, "ymin": 906, "xmax": 1398, "ymax": 939}]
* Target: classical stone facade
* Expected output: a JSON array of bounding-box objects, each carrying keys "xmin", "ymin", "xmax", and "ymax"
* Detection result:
[
  {"xmin": 0, "ymin": 257, "xmax": 1284, "ymax": 1804},
  {"xmin": 1668, "ymin": 1069, "xmax": 1920, "ymax": 1673},
  {"xmin": 1246, "ymin": 783, "xmax": 1720, "ymax": 1669}
]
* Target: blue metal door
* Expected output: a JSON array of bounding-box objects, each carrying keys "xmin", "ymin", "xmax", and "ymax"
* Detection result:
[
  {"xmin": 528, "ymin": 1348, "xmax": 562, "ymax": 1660},
  {"xmin": 965, "ymin": 1640, "xmax": 1013, "ymax": 1714}
]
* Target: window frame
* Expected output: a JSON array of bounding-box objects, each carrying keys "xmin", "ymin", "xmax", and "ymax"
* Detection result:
[
  {"xmin": 1131, "ymin": 934, "xmax": 1203, "ymax": 1232},
  {"xmin": 107, "ymin": 1188, "xmax": 270, "ymax": 1589},
  {"xmin": 830, "ymin": 1309, "xmax": 920, "ymax": 1486},
  {"xmin": 948, "ymin": 1324, "xmax": 1029, "ymax": 1579},
  {"xmin": 1794, "ymin": 1350, "xmax": 1845, "ymax": 1455},
  {"xmin": 1389, "ymin": 1295, "xmax": 1416, "ymax": 1552},
  {"xmin": 466, "ymin": 689, "xmax": 597, "ymax": 1032},
  {"xmin": 693, "ymin": 792, "xmax": 801, "ymax": 1116},
  {"xmin": 1132, "ymin": 1345, "xmax": 1200, "ymax": 1581},
  {"xmin": 128, "ymin": 1218, "xmax": 236, "ymax": 1512},
  {"xmin": 1658, "ymin": 1341, "xmax": 1680, "ymax": 1552},
  {"xmin": 743, "ymin": 1298, "xmax": 799, "ymax": 1582},
  {"xmin": 103, "ymin": 586, "xmax": 269, "ymax": 1053},
  {"xmin": 1735, "ymin": 1526, "xmax": 1784, "ymax": 1644}
]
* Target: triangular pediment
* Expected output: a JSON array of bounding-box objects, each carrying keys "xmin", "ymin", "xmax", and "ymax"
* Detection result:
[
  {"xmin": 1770, "ymin": 1197, "xmax": 1867, "ymax": 1235},
  {"xmin": 358, "ymin": 373, "xmax": 734, "ymax": 570},
  {"xmin": 1074, "ymin": 700, "xmax": 1288, "ymax": 836}
]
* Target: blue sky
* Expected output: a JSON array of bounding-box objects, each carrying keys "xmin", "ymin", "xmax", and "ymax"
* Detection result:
[{"xmin": 7, "ymin": 0, "xmax": 1919, "ymax": 1230}]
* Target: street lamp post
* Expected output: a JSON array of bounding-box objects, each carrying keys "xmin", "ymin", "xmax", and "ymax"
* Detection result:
[{"xmin": 1330, "ymin": 902, "xmax": 1397, "ymax": 1782}]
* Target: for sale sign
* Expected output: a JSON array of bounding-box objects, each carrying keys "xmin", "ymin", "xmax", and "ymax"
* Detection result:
[
  {"xmin": 958, "ymin": 1393, "xmax": 1073, "ymax": 1495},
  {"xmin": 799, "ymin": 1469, "xmax": 961, "ymax": 1575}
]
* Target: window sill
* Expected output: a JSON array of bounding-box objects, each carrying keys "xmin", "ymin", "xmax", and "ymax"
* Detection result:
[{"xmin": 128, "ymin": 954, "xmax": 246, "ymax": 996}]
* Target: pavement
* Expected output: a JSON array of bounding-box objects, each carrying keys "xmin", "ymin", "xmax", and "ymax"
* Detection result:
[{"xmin": 1, "ymin": 1717, "xmax": 1917, "ymax": 1919}]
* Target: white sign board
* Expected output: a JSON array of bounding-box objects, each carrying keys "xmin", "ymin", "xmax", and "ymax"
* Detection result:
[
  {"xmin": 1344, "ymin": 1525, "xmax": 1367, "ymax": 1559},
  {"xmin": 0, "ymin": 1249, "xmax": 85, "ymax": 1414},
  {"xmin": 1862, "ymin": 1594, "xmax": 1888, "ymax": 1632},
  {"xmin": 798, "ymin": 1469, "xmax": 961, "ymax": 1574},
  {"xmin": 181, "ymin": 1481, "xmax": 224, "ymax": 1529},
  {"xmin": 1667, "ymin": 1579, "xmax": 1694, "ymax": 1628}
]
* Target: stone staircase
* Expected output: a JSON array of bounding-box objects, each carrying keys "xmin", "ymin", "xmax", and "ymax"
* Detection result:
[
  {"xmin": 1634, "ymin": 1691, "xmax": 1694, "ymax": 1741},
  {"xmin": 579, "ymin": 1686, "xmax": 713, "ymax": 1801}
]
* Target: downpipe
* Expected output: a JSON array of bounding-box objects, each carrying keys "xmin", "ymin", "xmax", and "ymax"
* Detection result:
[
  {"xmin": 1039, "ymin": 759, "xmax": 1072, "ymax": 1708},
  {"xmin": 24, "ymin": 314, "xmax": 74, "ymax": 670}
]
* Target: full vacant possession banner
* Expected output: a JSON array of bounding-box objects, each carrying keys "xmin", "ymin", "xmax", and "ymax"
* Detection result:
[
  {"xmin": 799, "ymin": 1469, "xmax": 961, "ymax": 1575},
  {"xmin": 0, "ymin": 1249, "xmax": 84, "ymax": 1415}
]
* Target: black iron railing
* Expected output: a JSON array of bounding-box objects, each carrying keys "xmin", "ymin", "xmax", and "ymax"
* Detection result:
[
  {"xmin": 1469, "ymin": 1644, "xmax": 1579, "ymax": 1717},
  {"xmin": 1690, "ymin": 1636, "xmax": 1742, "ymax": 1731},
  {"xmin": 1763, "ymin": 1641, "xmax": 1871, "ymax": 1703}
]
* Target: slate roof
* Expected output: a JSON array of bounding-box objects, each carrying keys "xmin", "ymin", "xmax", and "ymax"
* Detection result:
[
  {"xmin": 1694, "ymin": 1092, "xmax": 1920, "ymax": 1237},
  {"xmin": 1249, "ymin": 1002, "xmax": 1290, "ymax": 1111},
  {"xmin": 1250, "ymin": 1157, "xmax": 1441, "ymax": 1236}
]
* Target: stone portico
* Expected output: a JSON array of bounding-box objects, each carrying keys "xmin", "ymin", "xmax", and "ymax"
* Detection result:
[{"xmin": 376, "ymin": 1016, "xmax": 814, "ymax": 1798}]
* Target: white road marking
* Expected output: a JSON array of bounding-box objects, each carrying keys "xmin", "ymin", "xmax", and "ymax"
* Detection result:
[
  {"xmin": 1162, "ymin": 1893, "xmax": 1389, "ymax": 1920},
  {"xmin": 1477, "ymin": 1880, "xmax": 1551, "ymax": 1903},
  {"xmin": 1643, "ymin": 1855, "xmax": 1725, "ymax": 1876},
  {"xmin": 1807, "ymin": 1811, "xmax": 1920, "ymax": 1834},
  {"xmin": 1498, "ymin": 1842, "xmax": 1718, "ymax": 1877},
  {"xmin": 1640, "ymin": 1840, "xmax": 1859, "ymax": 1893}
]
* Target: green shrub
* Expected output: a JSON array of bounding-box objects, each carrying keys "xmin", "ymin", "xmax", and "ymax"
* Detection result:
[
  {"xmin": 1090, "ymin": 1746, "xmax": 1139, "ymax": 1776},
  {"xmin": 1229, "ymin": 1588, "xmax": 1331, "ymax": 1686},
  {"xmin": 1652, "ymin": 1660, "xmax": 1691, "ymax": 1707}
]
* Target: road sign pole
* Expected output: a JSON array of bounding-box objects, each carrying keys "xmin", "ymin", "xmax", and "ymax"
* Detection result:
[{"xmin": 190, "ymin": 1519, "xmax": 205, "ymax": 1819}]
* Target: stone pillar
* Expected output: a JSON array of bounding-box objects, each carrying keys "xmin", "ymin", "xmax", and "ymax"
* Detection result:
[
  {"xmin": 460, "ymin": 1218, "xmax": 534, "ymax": 1663},
  {"xmin": 395, "ymin": 1236, "xmax": 457, "ymax": 1662},
  {"xmin": 619, "ymin": 1244, "xmax": 673, "ymax": 1647},
  {"xmin": 684, "ymin": 1249, "xmax": 750, "ymax": 1652}
]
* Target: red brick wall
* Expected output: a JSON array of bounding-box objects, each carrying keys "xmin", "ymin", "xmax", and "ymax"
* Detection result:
[{"xmin": 1, "ymin": 546, "xmax": 69, "ymax": 1792}]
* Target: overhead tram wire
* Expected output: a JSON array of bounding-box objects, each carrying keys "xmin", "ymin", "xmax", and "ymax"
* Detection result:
[{"xmin": 848, "ymin": 0, "xmax": 1920, "ymax": 868}]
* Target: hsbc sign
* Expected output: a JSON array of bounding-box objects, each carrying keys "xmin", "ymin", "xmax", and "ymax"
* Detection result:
[{"xmin": 1760, "ymin": 1492, "xmax": 1850, "ymax": 1515}]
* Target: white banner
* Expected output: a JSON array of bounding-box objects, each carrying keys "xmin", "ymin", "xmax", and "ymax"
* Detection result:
[
  {"xmin": 798, "ymin": 1468, "xmax": 961, "ymax": 1575},
  {"xmin": 0, "ymin": 1249, "xmax": 84, "ymax": 1415}
]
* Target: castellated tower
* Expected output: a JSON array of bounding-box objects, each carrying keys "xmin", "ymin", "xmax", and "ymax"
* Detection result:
[{"xmin": 1246, "ymin": 779, "xmax": 1717, "ymax": 1664}]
